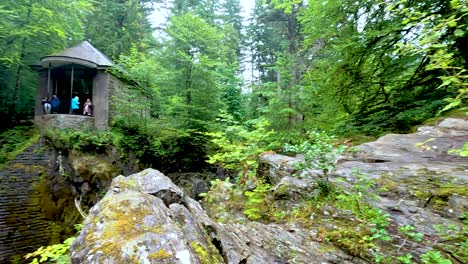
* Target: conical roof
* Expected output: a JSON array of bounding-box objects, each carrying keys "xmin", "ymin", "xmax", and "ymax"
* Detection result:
[{"xmin": 40, "ymin": 41, "xmax": 114, "ymax": 69}]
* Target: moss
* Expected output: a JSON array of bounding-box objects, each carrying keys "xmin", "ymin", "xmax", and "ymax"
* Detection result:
[
  {"xmin": 148, "ymin": 249, "xmax": 172, "ymax": 259},
  {"xmin": 0, "ymin": 126, "xmax": 40, "ymax": 168},
  {"xmin": 70, "ymin": 150, "xmax": 119, "ymax": 182},
  {"xmin": 326, "ymin": 228, "xmax": 371, "ymax": 259},
  {"xmin": 377, "ymin": 170, "xmax": 467, "ymax": 214},
  {"xmin": 428, "ymin": 186, "xmax": 468, "ymax": 209},
  {"xmin": 273, "ymin": 183, "xmax": 291, "ymax": 198},
  {"xmin": 190, "ymin": 242, "xmax": 220, "ymax": 264}
]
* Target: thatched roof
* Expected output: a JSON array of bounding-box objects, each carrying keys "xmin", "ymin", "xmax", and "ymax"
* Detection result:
[{"xmin": 40, "ymin": 41, "xmax": 114, "ymax": 69}]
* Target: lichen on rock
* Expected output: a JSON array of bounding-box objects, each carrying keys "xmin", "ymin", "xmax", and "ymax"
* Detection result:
[{"xmin": 71, "ymin": 169, "xmax": 224, "ymax": 264}]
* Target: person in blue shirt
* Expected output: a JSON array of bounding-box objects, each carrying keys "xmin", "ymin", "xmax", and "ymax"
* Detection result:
[
  {"xmin": 71, "ymin": 95, "xmax": 80, "ymax": 114},
  {"xmin": 51, "ymin": 94, "xmax": 60, "ymax": 114}
]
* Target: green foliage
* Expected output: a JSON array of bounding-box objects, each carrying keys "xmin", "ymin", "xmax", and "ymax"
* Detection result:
[
  {"xmin": 396, "ymin": 253, "xmax": 414, "ymax": 264},
  {"xmin": 399, "ymin": 225, "xmax": 423, "ymax": 242},
  {"xmin": 0, "ymin": 0, "xmax": 91, "ymax": 121},
  {"xmin": 269, "ymin": 0, "xmax": 303, "ymax": 14},
  {"xmin": 284, "ymin": 131, "xmax": 347, "ymax": 178},
  {"xmin": 24, "ymin": 224, "xmax": 81, "ymax": 264},
  {"xmin": 397, "ymin": 225, "xmax": 424, "ymax": 253},
  {"xmin": 111, "ymin": 47, "xmax": 163, "ymax": 120},
  {"xmin": 433, "ymin": 220, "xmax": 467, "ymax": 263},
  {"xmin": 0, "ymin": 125, "xmax": 39, "ymax": 166},
  {"xmin": 389, "ymin": 0, "xmax": 468, "ymax": 115},
  {"xmin": 43, "ymin": 128, "xmax": 116, "ymax": 153},
  {"xmin": 256, "ymin": 0, "xmax": 468, "ymax": 137},
  {"xmin": 84, "ymin": 0, "xmax": 156, "ymax": 59},
  {"xmin": 207, "ymin": 117, "xmax": 277, "ymax": 182},
  {"xmin": 24, "ymin": 237, "xmax": 74, "ymax": 264},
  {"xmin": 243, "ymin": 180, "xmax": 271, "ymax": 220},
  {"xmin": 336, "ymin": 171, "xmax": 389, "ymax": 228},
  {"xmin": 420, "ymin": 251, "xmax": 452, "ymax": 264},
  {"xmin": 112, "ymin": 117, "xmax": 206, "ymax": 172},
  {"xmin": 448, "ymin": 142, "xmax": 468, "ymax": 157}
]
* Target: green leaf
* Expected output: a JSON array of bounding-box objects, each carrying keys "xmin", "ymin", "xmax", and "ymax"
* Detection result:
[{"xmin": 454, "ymin": 29, "xmax": 464, "ymax": 37}]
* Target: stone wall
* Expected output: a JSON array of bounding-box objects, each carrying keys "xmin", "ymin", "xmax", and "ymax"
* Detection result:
[
  {"xmin": 0, "ymin": 140, "xmax": 53, "ymax": 263},
  {"xmin": 35, "ymin": 114, "xmax": 94, "ymax": 131}
]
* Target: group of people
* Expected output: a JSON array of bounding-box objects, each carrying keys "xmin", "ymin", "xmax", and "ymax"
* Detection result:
[
  {"xmin": 42, "ymin": 94, "xmax": 93, "ymax": 116},
  {"xmin": 71, "ymin": 95, "xmax": 93, "ymax": 116}
]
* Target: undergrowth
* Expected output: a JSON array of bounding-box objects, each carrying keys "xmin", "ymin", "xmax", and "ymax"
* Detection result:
[
  {"xmin": 25, "ymin": 224, "xmax": 82, "ymax": 264},
  {"xmin": 43, "ymin": 128, "xmax": 117, "ymax": 154},
  {"xmin": 0, "ymin": 125, "xmax": 39, "ymax": 167}
]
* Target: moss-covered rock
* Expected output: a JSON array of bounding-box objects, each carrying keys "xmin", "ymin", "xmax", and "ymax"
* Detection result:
[{"xmin": 71, "ymin": 169, "xmax": 225, "ymax": 264}]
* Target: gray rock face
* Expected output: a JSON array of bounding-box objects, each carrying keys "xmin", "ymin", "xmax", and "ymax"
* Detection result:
[
  {"xmin": 71, "ymin": 169, "xmax": 223, "ymax": 264},
  {"xmin": 260, "ymin": 118, "xmax": 468, "ymax": 260},
  {"xmin": 334, "ymin": 118, "xmax": 468, "ymax": 217},
  {"xmin": 71, "ymin": 169, "xmax": 364, "ymax": 264},
  {"xmin": 71, "ymin": 118, "xmax": 466, "ymax": 264}
]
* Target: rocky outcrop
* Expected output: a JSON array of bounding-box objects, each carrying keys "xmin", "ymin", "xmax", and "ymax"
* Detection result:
[
  {"xmin": 71, "ymin": 169, "xmax": 364, "ymax": 264},
  {"xmin": 336, "ymin": 118, "xmax": 467, "ymax": 220},
  {"xmin": 70, "ymin": 118, "xmax": 466, "ymax": 264},
  {"xmin": 260, "ymin": 118, "xmax": 468, "ymax": 262}
]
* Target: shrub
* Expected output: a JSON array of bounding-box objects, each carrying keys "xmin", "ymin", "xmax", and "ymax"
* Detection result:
[{"xmin": 284, "ymin": 130, "xmax": 347, "ymax": 180}]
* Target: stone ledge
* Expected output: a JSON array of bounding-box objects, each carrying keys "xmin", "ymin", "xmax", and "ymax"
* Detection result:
[{"xmin": 35, "ymin": 114, "xmax": 94, "ymax": 130}]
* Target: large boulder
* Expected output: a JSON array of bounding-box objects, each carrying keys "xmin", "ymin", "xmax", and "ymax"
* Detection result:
[
  {"xmin": 71, "ymin": 168, "xmax": 365, "ymax": 264},
  {"xmin": 71, "ymin": 169, "xmax": 223, "ymax": 264}
]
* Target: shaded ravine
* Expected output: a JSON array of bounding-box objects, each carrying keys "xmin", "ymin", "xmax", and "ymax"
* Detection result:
[{"xmin": 0, "ymin": 140, "xmax": 53, "ymax": 263}]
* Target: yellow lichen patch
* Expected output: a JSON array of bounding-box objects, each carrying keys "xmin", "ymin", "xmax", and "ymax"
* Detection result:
[
  {"xmin": 116, "ymin": 178, "xmax": 138, "ymax": 190},
  {"xmin": 190, "ymin": 241, "xmax": 221, "ymax": 264},
  {"xmin": 142, "ymin": 225, "xmax": 164, "ymax": 234},
  {"xmin": 85, "ymin": 194, "xmax": 163, "ymax": 261},
  {"xmin": 127, "ymin": 179, "xmax": 138, "ymax": 188},
  {"xmin": 120, "ymin": 200, "xmax": 131, "ymax": 208},
  {"xmin": 190, "ymin": 242, "xmax": 211, "ymax": 264},
  {"xmin": 149, "ymin": 248, "xmax": 172, "ymax": 259}
]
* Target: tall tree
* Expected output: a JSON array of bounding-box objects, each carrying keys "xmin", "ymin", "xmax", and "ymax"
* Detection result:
[
  {"xmin": 0, "ymin": 0, "xmax": 90, "ymax": 121},
  {"xmin": 84, "ymin": 0, "xmax": 157, "ymax": 59},
  {"xmin": 156, "ymin": 13, "xmax": 227, "ymax": 131},
  {"xmin": 245, "ymin": 0, "xmax": 305, "ymax": 140},
  {"xmin": 268, "ymin": 0, "xmax": 467, "ymax": 135}
]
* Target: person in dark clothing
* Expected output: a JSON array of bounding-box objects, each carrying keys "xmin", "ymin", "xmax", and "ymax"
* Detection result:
[{"xmin": 51, "ymin": 94, "xmax": 60, "ymax": 114}]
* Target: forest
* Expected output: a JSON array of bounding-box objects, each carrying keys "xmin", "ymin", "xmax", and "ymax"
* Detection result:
[
  {"xmin": 0, "ymin": 0, "xmax": 467, "ymax": 263},
  {"xmin": 1, "ymin": 0, "xmax": 466, "ymax": 160}
]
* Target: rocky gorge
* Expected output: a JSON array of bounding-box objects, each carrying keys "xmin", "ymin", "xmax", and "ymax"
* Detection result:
[{"xmin": 69, "ymin": 118, "xmax": 467, "ymax": 264}]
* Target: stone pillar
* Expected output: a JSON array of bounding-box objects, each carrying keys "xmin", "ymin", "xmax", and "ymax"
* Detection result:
[
  {"xmin": 92, "ymin": 71, "xmax": 109, "ymax": 130},
  {"xmin": 35, "ymin": 70, "xmax": 48, "ymax": 118}
]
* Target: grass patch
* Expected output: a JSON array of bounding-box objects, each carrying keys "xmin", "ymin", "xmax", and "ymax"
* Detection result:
[{"xmin": 0, "ymin": 125, "xmax": 39, "ymax": 168}]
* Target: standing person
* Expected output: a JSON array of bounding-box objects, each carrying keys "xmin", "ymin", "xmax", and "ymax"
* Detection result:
[
  {"xmin": 71, "ymin": 95, "xmax": 80, "ymax": 115},
  {"xmin": 51, "ymin": 94, "xmax": 60, "ymax": 114},
  {"xmin": 42, "ymin": 97, "xmax": 51, "ymax": 114},
  {"xmin": 83, "ymin": 98, "xmax": 93, "ymax": 116}
]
